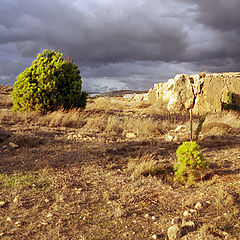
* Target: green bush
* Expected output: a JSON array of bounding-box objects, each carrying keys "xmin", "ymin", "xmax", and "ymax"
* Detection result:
[
  {"xmin": 11, "ymin": 49, "xmax": 87, "ymax": 113},
  {"xmin": 222, "ymin": 92, "xmax": 240, "ymax": 111},
  {"xmin": 174, "ymin": 141, "xmax": 208, "ymax": 184}
]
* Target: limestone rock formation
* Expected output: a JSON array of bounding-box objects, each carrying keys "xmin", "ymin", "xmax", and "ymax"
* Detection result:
[{"xmin": 147, "ymin": 72, "xmax": 240, "ymax": 114}]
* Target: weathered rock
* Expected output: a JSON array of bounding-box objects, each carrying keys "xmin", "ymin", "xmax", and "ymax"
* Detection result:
[
  {"xmin": 126, "ymin": 132, "xmax": 136, "ymax": 138},
  {"xmin": 0, "ymin": 201, "xmax": 6, "ymax": 207},
  {"xmin": 167, "ymin": 224, "xmax": 182, "ymax": 240},
  {"xmin": 9, "ymin": 142, "xmax": 19, "ymax": 149},
  {"xmin": 147, "ymin": 72, "xmax": 240, "ymax": 115},
  {"xmin": 194, "ymin": 202, "xmax": 202, "ymax": 210}
]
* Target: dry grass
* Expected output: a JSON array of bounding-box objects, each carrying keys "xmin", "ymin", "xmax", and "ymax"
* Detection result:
[
  {"xmin": 0, "ymin": 109, "xmax": 86, "ymax": 129},
  {"xmin": 88, "ymin": 97, "xmax": 130, "ymax": 112},
  {"xmin": 40, "ymin": 109, "xmax": 86, "ymax": 128},
  {"xmin": 123, "ymin": 116, "xmax": 167, "ymax": 138},
  {"xmin": 127, "ymin": 153, "xmax": 166, "ymax": 179},
  {"xmin": 202, "ymin": 111, "xmax": 240, "ymax": 135},
  {"xmin": 0, "ymin": 95, "xmax": 13, "ymax": 108},
  {"xmin": 0, "ymin": 87, "xmax": 240, "ymax": 239}
]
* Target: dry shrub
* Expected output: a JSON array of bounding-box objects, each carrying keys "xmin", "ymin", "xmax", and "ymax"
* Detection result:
[
  {"xmin": 89, "ymin": 97, "xmax": 130, "ymax": 112},
  {"xmin": 40, "ymin": 109, "xmax": 86, "ymax": 128},
  {"xmin": 104, "ymin": 116, "xmax": 123, "ymax": 134},
  {"xmin": 141, "ymin": 102, "xmax": 169, "ymax": 115},
  {"xmin": 83, "ymin": 114, "xmax": 108, "ymax": 132},
  {"xmin": 83, "ymin": 114, "xmax": 123, "ymax": 134},
  {"xmin": 0, "ymin": 110, "xmax": 38, "ymax": 125},
  {"xmin": 0, "ymin": 108, "xmax": 86, "ymax": 128},
  {"xmin": 0, "ymin": 95, "xmax": 13, "ymax": 108},
  {"xmin": 202, "ymin": 111, "xmax": 240, "ymax": 135},
  {"xmin": 124, "ymin": 116, "xmax": 165, "ymax": 138},
  {"xmin": 134, "ymin": 102, "xmax": 152, "ymax": 109},
  {"xmin": 127, "ymin": 153, "xmax": 164, "ymax": 179}
]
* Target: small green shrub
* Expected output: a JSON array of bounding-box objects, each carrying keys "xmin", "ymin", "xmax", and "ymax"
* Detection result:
[
  {"xmin": 174, "ymin": 141, "xmax": 208, "ymax": 184},
  {"xmin": 11, "ymin": 49, "xmax": 87, "ymax": 113},
  {"xmin": 222, "ymin": 92, "xmax": 240, "ymax": 111}
]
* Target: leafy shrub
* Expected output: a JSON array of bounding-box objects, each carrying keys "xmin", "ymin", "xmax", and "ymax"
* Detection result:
[
  {"xmin": 174, "ymin": 141, "xmax": 208, "ymax": 184},
  {"xmin": 11, "ymin": 49, "xmax": 87, "ymax": 113},
  {"xmin": 222, "ymin": 92, "xmax": 240, "ymax": 111}
]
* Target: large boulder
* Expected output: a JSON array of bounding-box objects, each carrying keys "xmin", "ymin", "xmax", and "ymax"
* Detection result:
[{"xmin": 147, "ymin": 72, "xmax": 240, "ymax": 114}]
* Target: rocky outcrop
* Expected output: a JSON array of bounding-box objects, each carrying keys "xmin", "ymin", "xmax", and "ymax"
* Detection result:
[{"xmin": 147, "ymin": 72, "xmax": 240, "ymax": 114}]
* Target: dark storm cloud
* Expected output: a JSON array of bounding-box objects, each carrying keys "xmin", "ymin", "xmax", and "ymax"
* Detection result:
[
  {"xmin": 182, "ymin": 0, "xmax": 240, "ymax": 64},
  {"xmin": 0, "ymin": 0, "xmax": 240, "ymax": 91}
]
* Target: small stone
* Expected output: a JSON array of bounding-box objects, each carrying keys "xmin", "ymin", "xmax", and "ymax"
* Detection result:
[
  {"xmin": 126, "ymin": 132, "xmax": 136, "ymax": 138},
  {"xmin": 189, "ymin": 209, "xmax": 197, "ymax": 214},
  {"xmin": 152, "ymin": 216, "xmax": 156, "ymax": 221},
  {"xmin": 6, "ymin": 217, "xmax": 11, "ymax": 222},
  {"xmin": 175, "ymin": 125, "xmax": 186, "ymax": 132},
  {"xmin": 206, "ymin": 200, "xmax": 211, "ymax": 205},
  {"xmin": 15, "ymin": 220, "xmax": 21, "ymax": 226},
  {"xmin": 168, "ymin": 224, "xmax": 182, "ymax": 240},
  {"xmin": 194, "ymin": 202, "xmax": 202, "ymax": 210},
  {"xmin": 182, "ymin": 219, "xmax": 195, "ymax": 228},
  {"xmin": 47, "ymin": 213, "xmax": 53, "ymax": 218},
  {"xmin": 13, "ymin": 197, "xmax": 18, "ymax": 203},
  {"xmin": 152, "ymin": 234, "xmax": 157, "ymax": 239},
  {"xmin": 0, "ymin": 201, "xmax": 6, "ymax": 207},
  {"xmin": 44, "ymin": 199, "xmax": 49, "ymax": 203},
  {"xmin": 145, "ymin": 213, "xmax": 149, "ymax": 218},
  {"xmin": 165, "ymin": 135, "xmax": 174, "ymax": 142},
  {"xmin": 9, "ymin": 142, "xmax": 19, "ymax": 149},
  {"xmin": 222, "ymin": 231, "xmax": 229, "ymax": 236},
  {"xmin": 183, "ymin": 211, "xmax": 190, "ymax": 217}
]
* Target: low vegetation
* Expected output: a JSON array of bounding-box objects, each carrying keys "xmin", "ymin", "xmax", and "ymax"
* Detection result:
[
  {"xmin": 0, "ymin": 87, "xmax": 240, "ymax": 239},
  {"xmin": 174, "ymin": 141, "xmax": 209, "ymax": 185},
  {"xmin": 11, "ymin": 49, "xmax": 87, "ymax": 113}
]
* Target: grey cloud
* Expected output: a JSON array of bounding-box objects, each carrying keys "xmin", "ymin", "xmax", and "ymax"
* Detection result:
[
  {"xmin": 0, "ymin": 0, "xmax": 189, "ymax": 64},
  {"xmin": 0, "ymin": 0, "xmax": 240, "ymax": 91}
]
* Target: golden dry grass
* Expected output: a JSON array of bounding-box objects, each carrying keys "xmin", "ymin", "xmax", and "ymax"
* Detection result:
[
  {"xmin": 202, "ymin": 111, "xmax": 240, "ymax": 135},
  {"xmin": 0, "ymin": 87, "xmax": 240, "ymax": 239}
]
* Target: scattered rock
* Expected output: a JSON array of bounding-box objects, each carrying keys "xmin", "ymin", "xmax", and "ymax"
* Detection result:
[
  {"xmin": 47, "ymin": 213, "xmax": 53, "ymax": 218},
  {"xmin": 15, "ymin": 220, "xmax": 21, "ymax": 226},
  {"xmin": 165, "ymin": 135, "xmax": 174, "ymax": 142},
  {"xmin": 9, "ymin": 142, "xmax": 19, "ymax": 149},
  {"xmin": 175, "ymin": 125, "xmax": 186, "ymax": 132},
  {"xmin": 0, "ymin": 201, "xmax": 6, "ymax": 207},
  {"xmin": 183, "ymin": 211, "xmax": 191, "ymax": 217},
  {"xmin": 144, "ymin": 213, "xmax": 149, "ymax": 218},
  {"xmin": 151, "ymin": 216, "xmax": 156, "ymax": 221},
  {"xmin": 167, "ymin": 224, "xmax": 182, "ymax": 240},
  {"xmin": 189, "ymin": 209, "xmax": 197, "ymax": 214},
  {"xmin": 126, "ymin": 132, "xmax": 136, "ymax": 138},
  {"xmin": 182, "ymin": 219, "xmax": 195, "ymax": 228},
  {"xmin": 152, "ymin": 234, "xmax": 157, "ymax": 239},
  {"xmin": 194, "ymin": 202, "xmax": 202, "ymax": 210}
]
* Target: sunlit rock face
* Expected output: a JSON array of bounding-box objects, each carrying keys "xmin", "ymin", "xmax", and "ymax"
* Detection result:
[{"xmin": 147, "ymin": 72, "xmax": 240, "ymax": 114}]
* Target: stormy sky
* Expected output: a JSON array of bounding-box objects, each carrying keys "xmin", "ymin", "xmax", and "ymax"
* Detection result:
[{"xmin": 0, "ymin": 0, "xmax": 240, "ymax": 92}]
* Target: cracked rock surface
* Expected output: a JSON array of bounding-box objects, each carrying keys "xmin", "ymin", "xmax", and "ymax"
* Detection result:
[{"xmin": 148, "ymin": 72, "xmax": 240, "ymax": 114}]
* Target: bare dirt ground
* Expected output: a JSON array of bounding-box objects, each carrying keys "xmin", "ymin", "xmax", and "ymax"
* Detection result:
[{"xmin": 0, "ymin": 86, "xmax": 239, "ymax": 240}]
